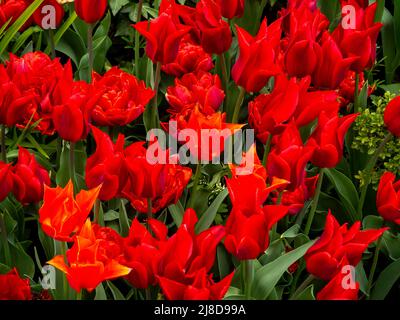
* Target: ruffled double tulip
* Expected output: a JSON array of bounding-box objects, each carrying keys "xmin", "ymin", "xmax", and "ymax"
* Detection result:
[
  {"xmin": 39, "ymin": 180, "xmax": 101, "ymax": 242},
  {"xmin": 376, "ymin": 172, "xmax": 400, "ymax": 224},
  {"xmin": 312, "ymin": 33, "xmax": 357, "ymax": 89},
  {"xmin": 33, "ymin": 0, "xmax": 65, "ymax": 29},
  {"xmin": 224, "ymin": 170, "xmax": 289, "ymax": 260},
  {"xmin": 333, "ymin": 1, "xmax": 383, "ymax": 72},
  {"xmin": 248, "ymin": 75, "xmax": 299, "ymax": 144},
  {"xmin": 306, "ymin": 112, "xmax": 358, "ymax": 168},
  {"xmin": 85, "ymin": 126, "xmax": 127, "ymax": 201},
  {"xmin": 133, "ymin": 6, "xmax": 190, "ymax": 64},
  {"xmin": 384, "ymin": 96, "xmax": 400, "ymax": 137},
  {"xmin": 156, "ymin": 209, "xmax": 234, "ymax": 300},
  {"xmin": 166, "ymin": 71, "xmax": 225, "ymax": 117},
  {"xmin": 48, "ymin": 219, "xmax": 131, "ymax": 292},
  {"xmin": 162, "ymin": 37, "xmax": 214, "ymax": 77},
  {"xmin": 122, "ymin": 142, "xmax": 192, "ymax": 214},
  {"xmin": 91, "ymin": 67, "xmax": 154, "ymax": 127},
  {"xmin": 122, "ymin": 219, "xmax": 167, "ymax": 289},
  {"xmin": 216, "ymin": 0, "xmax": 245, "ymax": 19},
  {"xmin": 0, "ymin": 268, "xmax": 32, "ymax": 300},
  {"xmin": 316, "ymin": 258, "xmax": 360, "ymax": 300},
  {"xmin": 267, "ymin": 122, "xmax": 315, "ymax": 191},
  {"xmin": 305, "ymin": 211, "xmax": 387, "ymax": 281},
  {"xmin": 194, "ymin": 0, "xmax": 232, "ymax": 54},
  {"xmin": 12, "ymin": 147, "xmax": 50, "ymax": 205},
  {"xmin": 232, "ymin": 18, "xmax": 281, "ymax": 93},
  {"xmin": 74, "ymin": 0, "xmax": 108, "ymax": 24}
]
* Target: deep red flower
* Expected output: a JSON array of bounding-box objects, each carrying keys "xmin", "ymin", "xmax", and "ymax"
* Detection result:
[
  {"xmin": 33, "ymin": 0, "xmax": 65, "ymax": 29},
  {"xmin": 316, "ymin": 258, "xmax": 360, "ymax": 300},
  {"xmin": 312, "ymin": 33, "xmax": 357, "ymax": 89},
  {"xmin": 0, "ymin": 268, "xmax": 32, "ymax": 300},
  {"xmin": 122, "ymin": 141, "xmax": 192, "ymax": 214},
  {"xmin": 376, "ymin": 172, "xmax": 400, "ymax": 224},
  {"xmin": 215, "ymin": 0, "xmax": 244, "ymax": 19},
  {"xmin": 232, "ymin": 18, "xmax": 281, "ymax": 93},
  {"xmin": 0, "ymin": 0, "xmax": 31, "ymax": 31},
  {"xmin": 133, "ymin": 5, "xmax": 190, "ymax": 64},
  {"xmin": 267, "ymin": 122, "xmax": 315, "ymax": 191},
  {"xmin": 384, "ymin": 96, "xmax": 400, "ymax": 137},
  {"xmin": 0, "ymin": 162, "xmax": 15, "ymax": 202},
  {"xmin": 194, "ymin": 0, "xmax": 232, "ymax": 54},
  {"xmin": 12, "ymin": 147, "xmax": 50, "ymax": 205},
  {"xmin": 91, "ymin": 67, "xmax": 154, "ymax": 127},
  {"xmin": 224, "ymin": 169, "xmax": 289, "ymax": 260},
  {"xmin": 333, "ymin": 1, "xmax": 383, "ymax": 72},
  {"xmin": 338, "ymin": 71, "xmax": 374, "ymax": 107},
  {"xmin": 48, "ymin": 219, "xmax": 131, "ymax": 293},
  {"xmin": 162, "ymin": 37, "xmax": 214, "ymax": 77},
  {"xmin": 156, "ymin": 209, "xmax": 234, "ymax": 300},
  {"xmin": 306, "ymin": 112, "xmax": 358, "ymax": 168},
  {"xmin": 74, "ymin": 0, "xmax": 107, "ymax": 24},
  {"xmin": 85, "ymin": 126, "xmax": 127, "ymax": 201},
  {"xmin": 305, "ymin": 211, "xmax": 387, "ymax": 281},
  {"xmin": 166, "ymin": 71, "xmax": 225, "ymax": 117},
  {"xmin": 121, "ymin": 219, "xmax": 167, "ymax": 289}
]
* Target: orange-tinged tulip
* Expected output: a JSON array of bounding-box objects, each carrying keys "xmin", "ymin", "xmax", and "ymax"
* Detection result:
[
  {"xmin": 39, "ymin": 180, "xmax": 101, "ymax": 242},
  {"xmin": 48, "ymin": 219, "xmax": 131, "ymax": 293}
]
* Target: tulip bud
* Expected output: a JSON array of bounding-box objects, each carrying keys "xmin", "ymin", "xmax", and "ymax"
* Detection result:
[{"xmin": 74, "ymin": 0, "xmax": 108, "ymax": 24}]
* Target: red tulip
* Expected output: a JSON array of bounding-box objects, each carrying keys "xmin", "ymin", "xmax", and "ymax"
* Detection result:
[
  {"xmin": 194, "ymin": 0, "xmax": 232, "ymax": 54},
  {"xmin": 156, "ymin": 209, "xmax": 234, "ymax": 300},
  {"xmin": 48, "ymin": 219, "xmax": 131, "ymax": 293},
  {"xmin": 312, "ymin": 33, "xmax": 357, "ymax": 89},
  {"xmin": 248, "ymin": 75, "xmax": 299, "ymax": 144},
  {"xmin": 121, "ymin": 219, "xmax": 167, "ymax": 289},
  {"xmin": 133, "ymin": 6, "xmax": 190, "ymax": 64},
  {"xmin": 384, "ymin": 96, "xmax": 400, "ymax": 137},
  {"xmin": 215, "ymin": 0, "xmax": 245, "ymax": 19},
  {"xmin": 85, "ymin": 126, "xmax": 127, "ymax": 201},
  {"xmin": 0, "ymin": 162, "xmax": 15, "ymax": 202},
  {"xmin": 306, "ymin": 112, "xmax": 358, "ymax": 168},
  {"xmin": 0, "ymin": 0, "xmax": 31, "ymax": 31},
  {"xmin": 232, "ymin": 18, "xmax": 281, "ymax": 92},
  {"xmin": 316, "ymin": 258, "xmax": 359, "ymax": 300},
  {"xmin": 122, "ymin": 141, "xmax": 192, "ymax": 214},
  {"xmin": 39, "ymin": 180, "xmax": 101, "ymax": 242},
  {"xmin": 162, "ymin": 36, "xmax": 214, "ymax": 77},
  {"xmin": 376, "ymin": 172, "xmax": 400, "ymax": 224},
  {"xmin": 338, "ymin": 71, "xmax": 374, "ymax": 107},
  {"xmin": 33, "ymin": 0, "xmax": 65, "ymax": 29},
  {"xmin": 0, "ymin": 268, "xmax": 32, "ymax": 300},
  {"xmin": 166, "ymin": 71, "xmax": 225, "ymax": 117},
  {"xmin": 333, "ymin": 1, "xmax": 382, "ymax": 72},
  {"xmin": 224, "ymin": 170, "xmax": 289, "ymax": 260},
  {"xmin": 285, "ymin": 38, "xmax": 321, "ymax": 78},
  {"xmin": 305, "ymin": 211, "xmax": 387, "ymax": 281},
  {"xmin": 12, "ymin": 147, "xmax": 50, "ymax": 205},
  {"xmin": 267, "ymin": 122, "xmax": 315, "ymax": 191},
  {"xmin": 74, "ymin": 0, "xmax": 108, "ymax": 24},
  {"xmin": 91, "ymin": 67, "xmax": 154, "ymax": 127}
]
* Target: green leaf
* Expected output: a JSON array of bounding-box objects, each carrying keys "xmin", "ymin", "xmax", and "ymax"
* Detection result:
[
  {"xmin": 95, "ymin": 283, "xmax": 107, "ymax": 300},
  {"xmin": 109, "ymin": 0, "xmax": 130, "ymax": 16},
  {"xmin": 325, "ymin": 168, "xmax": 360, "ymax": 222},
  {"xmin": 118, "ymin": 200, "xmax": 130, "ymax": 237},
  {"xmin": 251, "ymin": 240, "xmax": 315, "ymax": 299},
  {"xmin": 295, "ymin": 285, "xmax": 316, "ymax": 300},
  {"xmin": 370, "ymin": 258, "xmax": 400, "ymax": 300},
  {"xmin": 195, "ymin": 189, "xmax": 228, "ymax": 234},
  {"xmin": 168, "ymin": 201, "xmax": 185, "ymax": 227},
  {"xmin": 107, "ymin": 281, "xmax": 126, "ymax": 300}
]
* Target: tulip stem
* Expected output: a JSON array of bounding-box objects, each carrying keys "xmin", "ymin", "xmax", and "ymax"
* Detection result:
[
  {"xmin": 48, "ymin": 29, "xmax": 56, "ymax": 59},
  {"xmin": 304, "ymin": 169, "xmax": 325, "ymax": 236},
  {"xmin": 1, "ymin": 125, "xmax": 6, "ymax": 163},
  {"xmin": 357, "ymin": 133, "xmax": 392, "ymax": 218},
  {"xmin": 187, "ymin": 164, "xmax": 202, "ymax": 209},
  {"xmin": 87, "ymin": 23, "xmax": 94, "ymax": 83},
  {"xmin": 135, "ymin": 0, "xmax": 144, "ymax": 76},
  {"xmin": 354, "ymin": 73, "xmax": 360, "ymax": 113},
  {"xmin": 147, "ymin": 197, "xmax": 153, "ymax": 224},
  {"xmin": 94, "ymin": 199, "xmax": 101, "ymax": 225},
  {"xmin": 242, "ymin": 259, "xmax": 254, "ymax": 300},
  {"xmin": 145, "ymin": 288, "xmax": 151, "ymax": 300},
  {"xmin": 69, "ymin": 142, "xmax": 77, "ymax": 191},
  {"xmin": 290, "ymin": 274, "xmax": 315, "ymax": 300},
  {"xmin": 76, "ymin": 290, "xmax": 82, "ymax": 300},
  {"xmin": 150, "ymin": 61, "xmax": 162, "ymax": 130},
  {"xmin": 366, "ymin": 236, "xmax": 383, "ymax": 298},
  {"xmin": 0, "ymin": 213, "xmax": 11, "ymax": 266},
  {"xmin": 231, "ymin": 87, "xmax": 246, "ymax": 124},
  {"xmin": 60, "ymin": 241, "xmax": 69, "ymax": 300},
  {"xmin": 220, "ymin": 53, "xmax": 229, "ymax": 105},
  {"xmin": 262, "ymin": 134, "xmax": 272, "ymax": 167}
]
